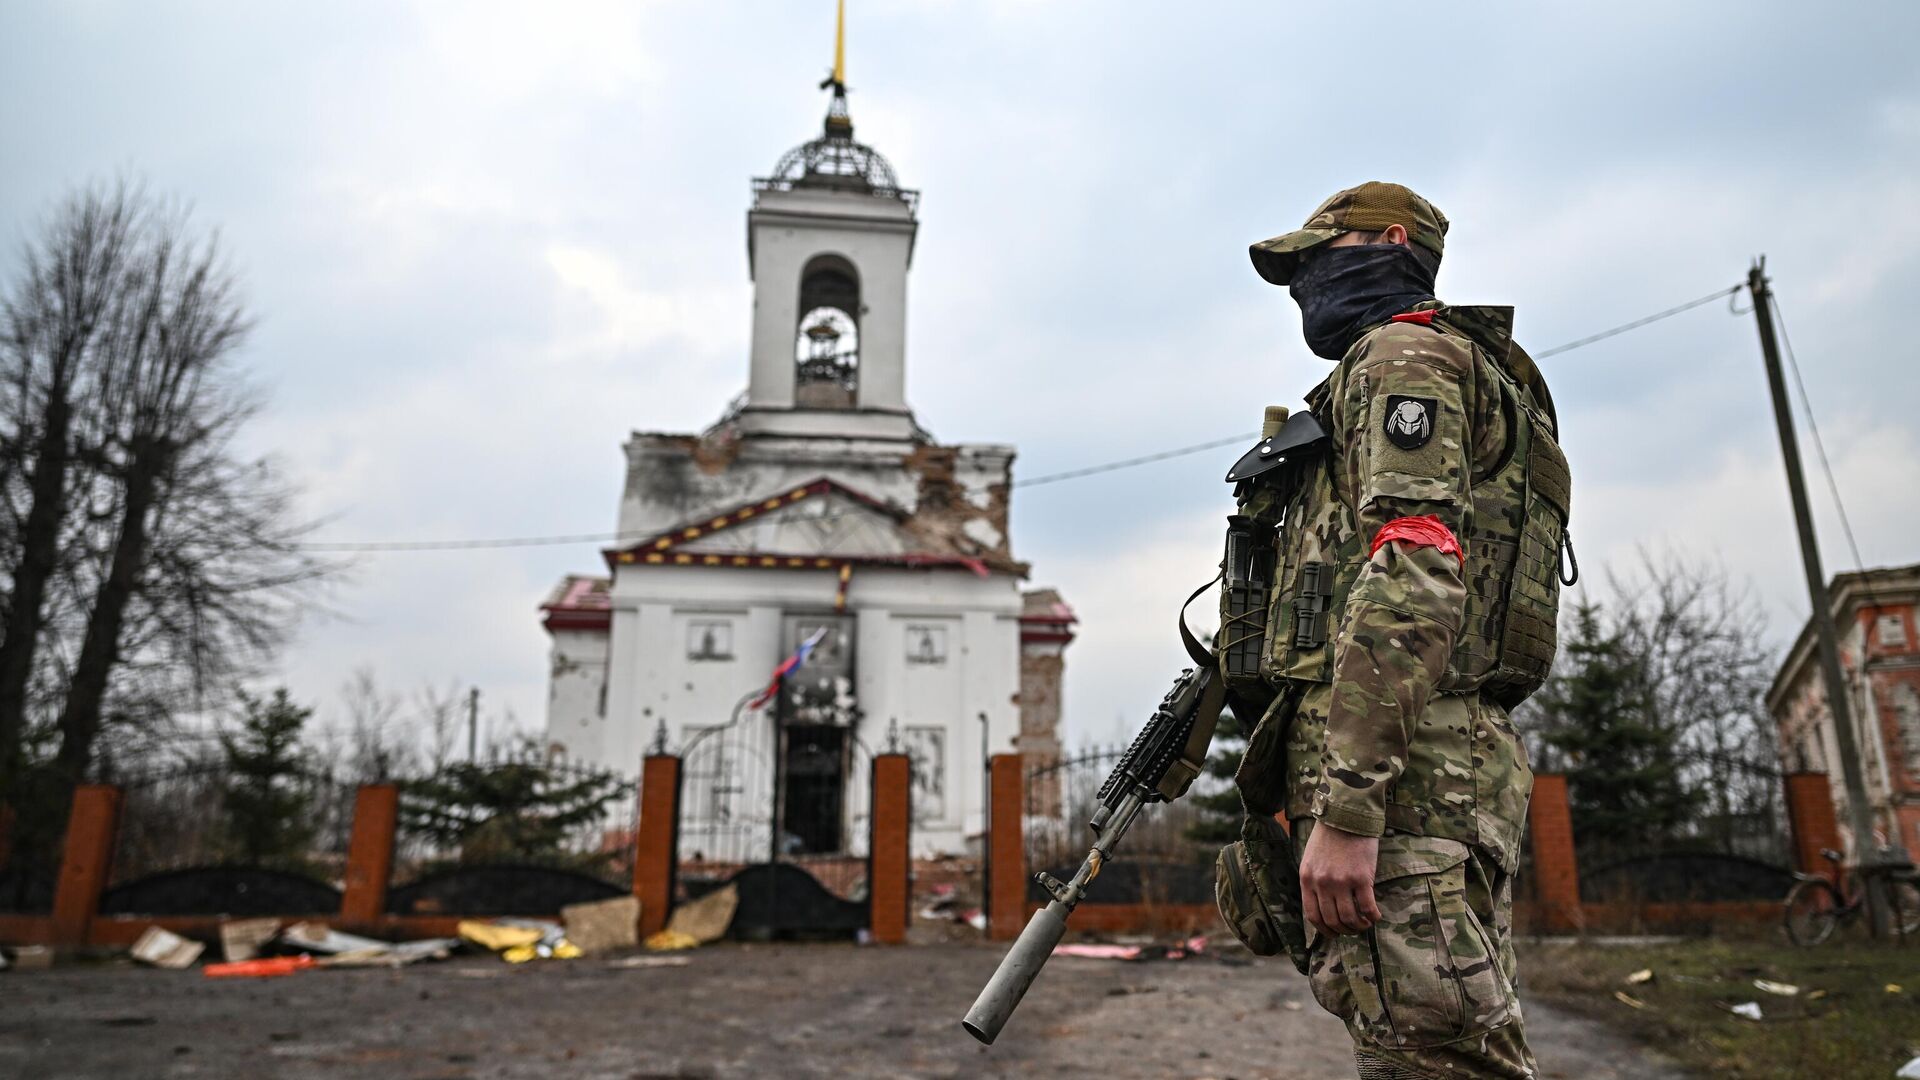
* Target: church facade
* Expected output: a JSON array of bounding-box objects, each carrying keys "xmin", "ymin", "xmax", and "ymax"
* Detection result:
[{"xmin": 540, "ymin": 61, "xmax": 1072, "ymax": 858}]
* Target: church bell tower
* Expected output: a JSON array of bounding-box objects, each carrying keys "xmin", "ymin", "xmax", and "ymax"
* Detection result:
[{"xmin": 739, "ymin": 1, "xmax": 921, "ymax": 443}]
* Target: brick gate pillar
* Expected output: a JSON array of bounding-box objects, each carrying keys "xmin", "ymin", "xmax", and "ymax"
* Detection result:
[
  {"xmin": 986, "ymin": 753, "xmax": 1025, "ymax": 942},
  {"xmin": 634, "ymin": 753, "xmax": 682, "ymax": 938},
  {"xmin": 869, "ymin": 753, "xmax": 912, "ymax": 944},
  {"xmin": 1784, "ymin": 771, "xmax": 1842, "ymax": 881},
  {"xmin": 340, "ymin": 784, "xmax": 399, "ymax": 926},
  {"xmin": 50, "ymin": 784, "xmax": 122, "ymax": 946},
  {"xmin": 1526, "ymin": 773, "xmax": 1583, "ymax": 932}
]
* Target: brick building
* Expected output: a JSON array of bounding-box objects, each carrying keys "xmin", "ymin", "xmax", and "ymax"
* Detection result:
[{"xmin": 1767, "ymin": 563, "xmax": 1920, "ymax": 860}]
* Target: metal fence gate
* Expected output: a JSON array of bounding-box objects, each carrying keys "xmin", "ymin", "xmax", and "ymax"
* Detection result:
[
  {"xmin": 1024, "ymin": 748, "xmax": 1215, "ymax": 908},
  {"xmin": 676, "ymin": 616, "xmax": 875, "ymax": 938}
]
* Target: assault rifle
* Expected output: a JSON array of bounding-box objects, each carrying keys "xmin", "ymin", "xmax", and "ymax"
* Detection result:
[{"xmin": 961, "ymin": 654, "xmax": 1224, "ymax": 1044}]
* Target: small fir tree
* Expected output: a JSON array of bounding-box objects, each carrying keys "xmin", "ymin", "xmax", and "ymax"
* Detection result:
[
  {"xmin": 220, "ymin": 688, "xmax": 318, "ymax": 866},
  {"xmin": 1537, "ymin": 602, "xmax": 1702, "ymax": 858},
  {"xmin": 400, "ymin": 749, "xmax": 630, "ymax": 867},
  {"xmin": 1188, "ymin": 700, "xmax": 1252, "ymax": 846}
]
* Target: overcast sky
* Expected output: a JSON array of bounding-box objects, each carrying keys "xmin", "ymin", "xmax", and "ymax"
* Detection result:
[{"xmin": 5, "ymin": 1, "xmax": 1918, "ymax": 753}]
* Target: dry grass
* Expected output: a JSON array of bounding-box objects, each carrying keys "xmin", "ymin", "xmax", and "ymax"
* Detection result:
[{"xmin": 1521, "ymin": 931, "xmax": 1920, "ymax": 1079}]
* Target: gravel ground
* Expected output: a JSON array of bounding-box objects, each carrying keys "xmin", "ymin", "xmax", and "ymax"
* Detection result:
[{"xmin": 0, "ymin": 942, "xmax": 1688, "ymax": 1079}]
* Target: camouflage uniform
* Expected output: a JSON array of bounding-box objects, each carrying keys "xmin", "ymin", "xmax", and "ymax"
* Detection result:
[{"xmin": 1232, "ymin": 183, "xmax": 1570, "ymax": 1080}]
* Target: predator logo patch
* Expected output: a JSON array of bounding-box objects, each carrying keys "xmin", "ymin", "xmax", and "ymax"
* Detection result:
[{"xmin": 1383, "ymin": 395, "xmax": 1436, "ymax": 450}]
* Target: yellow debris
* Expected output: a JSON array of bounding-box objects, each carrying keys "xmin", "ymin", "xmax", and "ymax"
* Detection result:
[
  {"xmin": 644, "ymin": 929, "xmax": 700, "ymax": 952},
  {"xmin": 458, "ymin": 920, "xmax": 543, "ymax": 952}
]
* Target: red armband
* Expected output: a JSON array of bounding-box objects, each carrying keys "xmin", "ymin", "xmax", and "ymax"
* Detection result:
[
  {"xmin": 1369, "ymin": 515, "xmax": 1464, "ymax": 564},
  {"xmin": 1389, "ymin": 310, "xmax": 1435, "ymax": 325}
]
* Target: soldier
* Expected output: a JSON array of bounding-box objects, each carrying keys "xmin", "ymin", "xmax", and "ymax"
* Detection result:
[{"xmin": 1231, "ymin": 182, "xmax": 1572, "ymax": 1079}]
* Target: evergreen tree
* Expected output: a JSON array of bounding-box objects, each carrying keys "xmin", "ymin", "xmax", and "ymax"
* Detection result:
[
  {"xmin": 220, "ymin": 688, "xmax": 317, "ymax": 866},
  {"xmin": 400, "ymin": 748, "xmax": 629, "ymax": 867},
  {"xmin": 1188, "ymin": 700, "xmax": 1251, "ymax": 846},
  {"xmin": 1537, "ymin": 602, "xmax": 1701, "ymax": 858}
]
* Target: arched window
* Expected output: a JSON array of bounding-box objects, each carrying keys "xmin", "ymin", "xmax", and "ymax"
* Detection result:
[{"xmin": 795, "ymin": 255, "xmax": 859, "ymax": 408}]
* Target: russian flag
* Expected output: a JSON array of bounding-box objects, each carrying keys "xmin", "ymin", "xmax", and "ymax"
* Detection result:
[{"xmin": 749, "ymin": 626, "xmax": 830, "ymax": 710}]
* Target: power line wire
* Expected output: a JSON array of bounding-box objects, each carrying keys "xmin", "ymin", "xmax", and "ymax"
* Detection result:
[
  {"xmin": 299, "ymin": 283, "xmax": 1745, "ymax": 552},
  {"xmin": 1532, "ymin": 284, "xmax": 1743, "ymax": 358},
  {"xmin": 1770, "ymin": 292, "xmax": 1869, "ymax": 575},
  {"xmin": 1012, "ymin": 434, "xmax": 1256, "ymax": 489}
]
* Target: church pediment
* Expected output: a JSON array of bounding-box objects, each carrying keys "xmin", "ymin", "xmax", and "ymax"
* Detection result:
[{"xmin": 608, "ymin": 477, "xmax": 942, "ymax": 568}]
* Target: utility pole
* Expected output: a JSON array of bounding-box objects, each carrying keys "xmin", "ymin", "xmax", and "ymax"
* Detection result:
[
  {"xmin": 1748, "ymin": 258, "xmax": 1892, "ymax": 935},
  {"xmin": 467, "ymin": 687, "xmax": 480, "ymax": 764}
]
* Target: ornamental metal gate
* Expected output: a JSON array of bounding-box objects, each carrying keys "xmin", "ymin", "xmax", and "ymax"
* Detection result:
[
  {"xmin": 1023, "ymin": 748, "xmax": 1215, "ymax": 908},
  {"xmin": 676, "ymin": 615, "xmax": 874, "ymax": 939}
]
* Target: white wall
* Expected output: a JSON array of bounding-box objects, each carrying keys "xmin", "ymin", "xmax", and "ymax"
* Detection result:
[
  {"xmin": 544, "ymin": 628, "xmax": 609, "ymax": 763},
  {"xmin": 575, "ymin": 560, "xmax": 1021, "ymax": 856}
]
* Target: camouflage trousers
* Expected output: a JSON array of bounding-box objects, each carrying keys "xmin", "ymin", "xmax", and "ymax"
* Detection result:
[{"xmin": 1294, "ymin": 826, "xmax": 1537, "ymax": 1079}]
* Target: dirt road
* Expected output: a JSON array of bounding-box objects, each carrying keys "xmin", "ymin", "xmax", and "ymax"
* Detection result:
[{"xmin": 0, "ymin": 943, "xmax": 1684, "ymax": 1079}]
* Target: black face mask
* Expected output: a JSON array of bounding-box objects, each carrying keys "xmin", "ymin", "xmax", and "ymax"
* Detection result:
[{"xmin": 1288, "ymin": 243, "xmax": 1438, "ymax": 360}]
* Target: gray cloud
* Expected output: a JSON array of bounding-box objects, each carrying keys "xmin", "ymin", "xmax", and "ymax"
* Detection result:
[{"xmin": 4, "ymin": 2, "xmax": 1916, "ymax": 749}]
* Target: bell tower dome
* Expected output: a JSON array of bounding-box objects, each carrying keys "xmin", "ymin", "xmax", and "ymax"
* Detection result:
[{"xmin": 739, "ymin": 0, "xmax": 921, "ymax": 442}]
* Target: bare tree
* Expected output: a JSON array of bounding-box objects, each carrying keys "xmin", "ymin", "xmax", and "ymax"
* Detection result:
[
  {"xmin": 412, "ymin": 679, "xmax": 466, "ymax": 772},
  {"xmin": 1608, "ymin": 551, "xmax": 1783, "ymax": 859},
  {"xmin": 0, "ymin": 181, "xmax": 333, "ymax": 812},
  {"xmin": 0, "ymin": 184, "xmax": 144, "ymax": 796},
  {"xmin": 334, "ymin": 667, "xmax": 412, "ymax": 781},
  {"xmin": 1522, "ymin": 548, "xmax": 1784, "ymax": 860}
]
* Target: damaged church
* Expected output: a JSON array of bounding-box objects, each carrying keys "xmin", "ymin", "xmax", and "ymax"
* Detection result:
[{"xmin": 539, "ymin": 45, "xmax": 1073, "ymax": 859}]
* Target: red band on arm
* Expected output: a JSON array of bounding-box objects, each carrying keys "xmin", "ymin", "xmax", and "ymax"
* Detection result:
[
  {"xmin": 1370, "ymin": 515, "xmax": 1464, "ymax": 564},
  {"xmin": 1389, "ymin": 310, "xmax": 1435, "ymax": 325}
]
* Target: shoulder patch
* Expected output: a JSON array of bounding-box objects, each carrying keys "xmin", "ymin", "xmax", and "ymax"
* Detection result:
[{"xmin": 1382, "ymin": 395, "xmax": 1436, "ymax": 450}]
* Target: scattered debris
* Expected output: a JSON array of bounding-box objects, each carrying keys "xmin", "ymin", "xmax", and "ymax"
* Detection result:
[
  {"xmin": 644, "ymin": 929, "xmax": 701, "ymax": 952},
  {"xmin": 1726, "ymin": 1001, "xmax": 1763, "ymax": 1021},
  {"xmin": 1895, "ymin": 1055, "xmax": 1920, "ymax": 1079},
  {"xmin": 608, "ymin": 955, "xmax": 692, "ymax": 969},
  {"xmin": 1887, "ymin": 983, "xmax": 1904, "ymax": 994},
  {"xmin": 1625, "ymin": 968, "xmax": 1655, "ymax": 986},
  {"xmin": 918, "ymin": 884, "xmax": 962, "ymax": 921},
  {"xmin": 131, "ymin": 927, "xmax": 204, "ymax": 969},
  {"xmin": 1052, "ymin": 936, "xmax": 1213, "ymax": 963},
  {"xmin": 322, "ymin": 938, "xmax": 457, "ymax": 968},
  {"xmin": 1053, "ymin": 943, "xmax": 1141, "ymax": 960},
  {"xmin": 1752, "ymin": 979, "xmax": 1799, "ymax": 997},
  {"xmin": 459, "ymin": 918, "xmax": 580, "ymax": 963},
  {"xmin": 1613, "ymin": 991, "xmax": 1646, "ymax": 1009},
  {"xmin": 280, "ymin": 922, "xmax": 390, "ymax": 955},
  {"xmin": 219, "ymin": 919, "xmax": 281, "ymax": 963},
  {"xmin": 1805, "ymin": 988, "xmax": 1828, "ymax": 1002},
  {"xmin": 204, "ymin": 956, "xmax": 316, "ymax": 979},
  {"xmin": 7, "ymin": 945, "xmax": 52, "ymax": 971},
  {"xmin": 459, "ymin": 920, "xmax": 543, "ymax": 953},
  {"xmin": 1282, "ymin": 1001, "xmax": 1303, "ymax": 1012},
  {"xmin": 965, "ymin": 911, "xmax": 986, "ymax": 931},
  {"xmin": 562, "ymin": 895, "xmax": 640, "ymax": 955},
  {"xmin": 663, "ymin": 884, "xmax": 738, "ymax": 946}
]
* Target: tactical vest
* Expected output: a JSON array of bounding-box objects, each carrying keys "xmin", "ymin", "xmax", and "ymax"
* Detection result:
[{"xmin": 1220, "ymin": 306, "xmax": 1572, "ymax": 710}]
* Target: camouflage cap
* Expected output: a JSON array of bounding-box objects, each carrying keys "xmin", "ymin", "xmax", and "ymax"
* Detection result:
[{"xmin": 1248, "ymin": 181, "xmax": 1449, "ymax": 286}]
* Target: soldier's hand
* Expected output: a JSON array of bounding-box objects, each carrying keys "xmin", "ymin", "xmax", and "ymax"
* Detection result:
[{"xmin": 1299, "ymin": 822, "xmax": 1381, "ymax": 937}]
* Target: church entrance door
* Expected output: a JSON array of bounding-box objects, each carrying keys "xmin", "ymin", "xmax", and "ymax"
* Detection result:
[{"xmin": 674, "ymin": 615, "xmax": 874, "ymax": 939}]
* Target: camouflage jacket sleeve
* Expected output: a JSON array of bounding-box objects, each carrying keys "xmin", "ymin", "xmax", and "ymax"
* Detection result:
[{"xmin": 1310, "ymin": 322, "xmax": 1474, "ymax": 838}]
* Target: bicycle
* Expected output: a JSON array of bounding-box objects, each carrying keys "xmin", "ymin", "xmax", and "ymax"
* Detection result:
[{"xmin": 1782, "ymin": 847, "xmax": 1920, "ymax": 946}]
